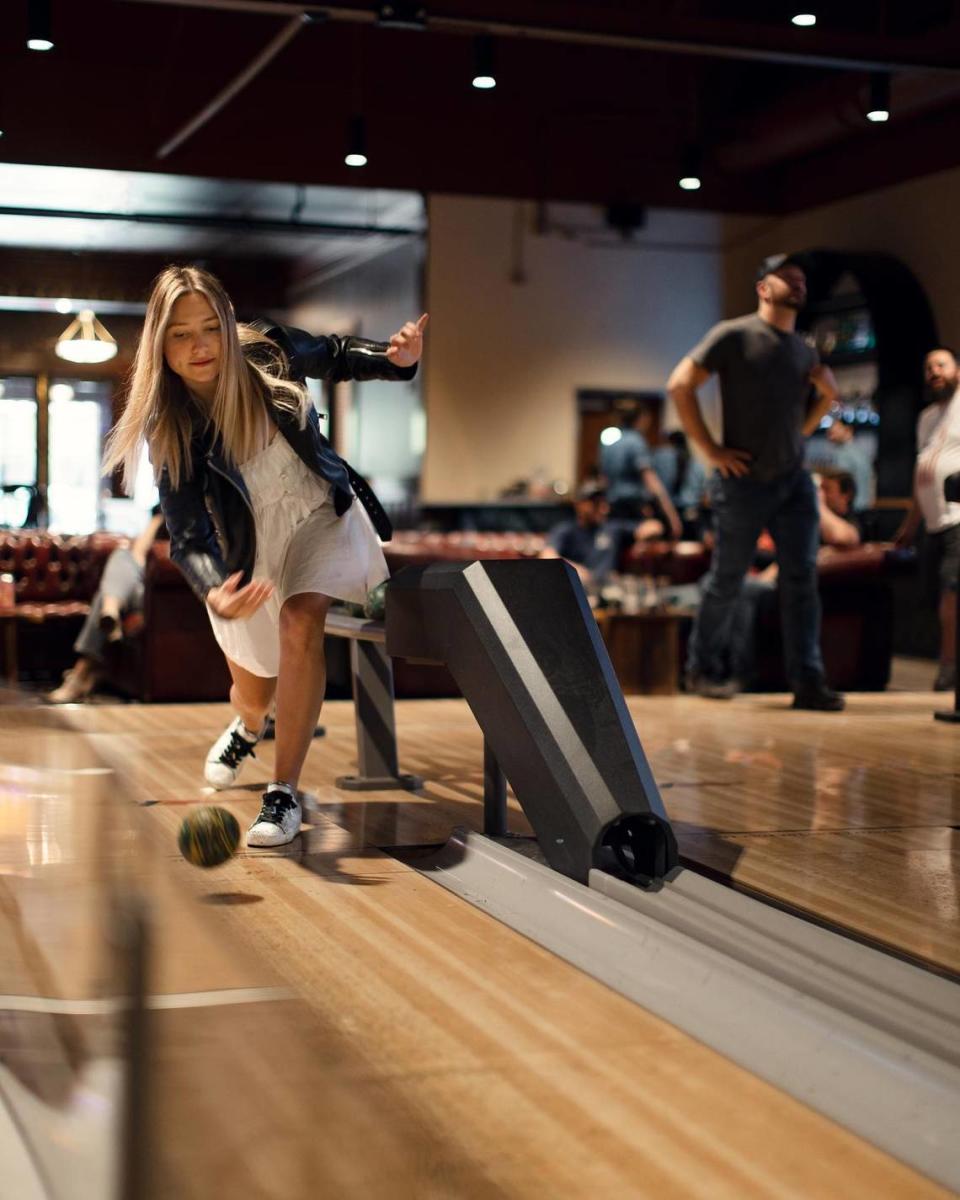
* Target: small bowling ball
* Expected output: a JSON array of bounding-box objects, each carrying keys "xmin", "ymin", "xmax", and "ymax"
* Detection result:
[{"xmin": 178, "ymin": 806, "xmax": 241, "ymax": 868}]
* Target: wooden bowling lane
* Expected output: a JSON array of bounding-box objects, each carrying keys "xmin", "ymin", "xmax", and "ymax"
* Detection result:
[
  {"xmin": 623, "ymin": 691, "xmax": 960, "ymax": 977},
  {"xmin": 3, "ymin": 697, "xmax": 957, "ymax": 1195},
  {"xmin": 336, "ymin": 691, "xmax": 958, "ymax": 976},
  {"xmin": 0, "ymin": 701, "xmax": 491, "ymax": 1198},
  {"xmin": 132, "ymin": 817, "xmax": 949, "ymax": 1195},
  {"xmin": 52, "ymin": 691, "xmax": 960, "ymax": 976},
  {"xmin": 683, "ymin": 824, "xmax": 960, "ymax": 976},
  {"xmin": 0, "ymin": 706, "xmax": 132, "ymax": 1005}
]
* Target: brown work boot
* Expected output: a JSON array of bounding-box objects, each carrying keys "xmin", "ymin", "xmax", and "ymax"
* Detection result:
[
  {"xmin": 792, "ymin": 679, "xmax": 846, "ymax": 712},
  {"xmin": 47, "ymin": 663, "xmax": 99, "ymax": 704},
  {"xmin": 685, "ymin": 672, "xmax": 739, "ymax": 700}
]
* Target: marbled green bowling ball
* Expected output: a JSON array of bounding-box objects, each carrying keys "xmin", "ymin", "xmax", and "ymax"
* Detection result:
[
  {"xmin": 178, "ymin": 806, "xmax": 241, "ymax": 868},
  {"xmin": 364, "ymin": 580, "xmax": 388, "ymax": 620}
]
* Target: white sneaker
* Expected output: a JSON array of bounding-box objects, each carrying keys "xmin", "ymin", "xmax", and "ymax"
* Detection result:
[
  {"xmin": 204, "ymin": 717, "xmax": 261, "ymax": 789},
  {"xmin": 247, "ymin": 784, "xmax": 301, "ymax": 847}
]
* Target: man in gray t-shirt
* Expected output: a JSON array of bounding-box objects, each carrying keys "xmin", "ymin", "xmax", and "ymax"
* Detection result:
[
  {"xmin": 667, "ymin": 253, "xmax": 843, "ymax": 711},
  {"xmin": 688, "ymin": 312, "xmax": 819, "ymax": 483}
]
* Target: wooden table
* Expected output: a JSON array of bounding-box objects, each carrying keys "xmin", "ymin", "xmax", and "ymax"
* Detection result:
[{"xmin": 594, "ymin": 606, "xmax": 692, "ymax": 695}]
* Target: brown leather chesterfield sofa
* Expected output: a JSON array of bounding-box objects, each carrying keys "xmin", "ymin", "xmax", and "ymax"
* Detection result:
[{"xmin": 0, "ymin": 531, "xmax": 230, "ymax": 701}]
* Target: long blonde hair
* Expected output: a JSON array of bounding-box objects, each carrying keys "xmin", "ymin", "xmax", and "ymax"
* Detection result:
[{"xmin": 103, "ymin": 264, "xmax": 309, "ymax": 491}]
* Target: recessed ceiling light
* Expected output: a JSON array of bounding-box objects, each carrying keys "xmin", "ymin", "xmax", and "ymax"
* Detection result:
[
  {"xmin": 472, "ymin": 35, "xmax": 497, "ymax": 90},
  {"xmin": 791, "ymin": 13, "xmax": 816, "ymax": 27},
  {"xmin": 345, "ymin": 116, "xmax": 367, "ymax": 168},
  {"xmin": 27, "ymin": 0, "xmax": 54, "ymax": 50},
  {"xmin": 679, "ymin": 145, "xmax": 703, "ymax": 192},
  {"xmin": 866, "ymin": 73, "xmax": 891, "ymax": 124}
]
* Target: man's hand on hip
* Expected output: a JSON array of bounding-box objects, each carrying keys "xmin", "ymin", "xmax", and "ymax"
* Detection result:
[{"xmin": 708, "ymin": 446, "xmax": 752, "ymax": 478}]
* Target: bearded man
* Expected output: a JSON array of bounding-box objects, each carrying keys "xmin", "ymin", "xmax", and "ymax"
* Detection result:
[{"xmin": 896, "ymin": 347, "xmax": 960, "ymax": 690}]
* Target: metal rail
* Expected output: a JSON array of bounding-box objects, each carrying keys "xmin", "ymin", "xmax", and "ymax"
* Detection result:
[{"xmin": 413, "ymin": 829, "xmax": 960, "ymax": 1193}]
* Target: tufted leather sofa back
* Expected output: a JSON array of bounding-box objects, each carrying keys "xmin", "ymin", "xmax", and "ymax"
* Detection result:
[{"xmin": 0, "ymin": 531, "xmax": 128, "ymax": 604}]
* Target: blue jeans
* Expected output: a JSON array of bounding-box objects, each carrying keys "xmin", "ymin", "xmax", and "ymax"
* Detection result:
[
  {"xmin": 688, "ymin": 469, "xmax": 825, "ymax": 688},
  {"xmin": 73, "ymin": 548, "xmax": 145, "ymax": 664}
]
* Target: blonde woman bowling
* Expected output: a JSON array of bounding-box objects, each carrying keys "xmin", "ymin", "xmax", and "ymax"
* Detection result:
[{"xmin": 104, "ymin": 265, "xmax": 427, "ymax": 846}]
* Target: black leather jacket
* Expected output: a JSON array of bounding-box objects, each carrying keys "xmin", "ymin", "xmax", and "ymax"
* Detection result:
[{"xmin": 157, "ymin": 321, "xmax": 416, "ymax": 601}]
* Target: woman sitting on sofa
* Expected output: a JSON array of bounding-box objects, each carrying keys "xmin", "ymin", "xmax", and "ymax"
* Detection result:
[{"xmin": 47, "ymin": 508, "xmax": 166, "ymax": 703}]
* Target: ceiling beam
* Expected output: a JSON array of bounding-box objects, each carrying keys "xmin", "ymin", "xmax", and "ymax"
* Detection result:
[
  {"xmin": 122, "ymin": 0, "xmax": 960, "ymax": 74},
  {"xmin": 157, "ymin": 13, "xmax": 311, "ymax": 158},
  {"xmin": 0, "ymin": 206, "xmax": 423, "ymax": 238}
]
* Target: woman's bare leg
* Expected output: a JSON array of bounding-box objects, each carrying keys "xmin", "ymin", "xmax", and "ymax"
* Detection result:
[
  {"xmin": 225, "ymin": 656, "xmax": 276, "ymax": 735},
  {"xmin": 204, "ymin": 657, "xmax": 276, "ymax": 791},
  {"xmin": 274, "ymin": 592, "xmax": 333, "ymax": 789}
]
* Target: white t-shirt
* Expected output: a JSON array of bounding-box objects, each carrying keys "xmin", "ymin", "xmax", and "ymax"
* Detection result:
[{"xmin": 916, "ymin": 389, "xmax": 960, "ymax": 532}]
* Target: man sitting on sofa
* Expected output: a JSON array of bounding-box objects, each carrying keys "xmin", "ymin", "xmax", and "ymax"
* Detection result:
[
  {"xmin": 751, "ymin": 469, "xmax": 861, "ymax": 587},
  {"xmin": 817, "ymin": 469, "xmax": 862, "ymax": 549},
  {"xmin": 540, "ymin": 482, "xmax": 662, "ymax": 586}
]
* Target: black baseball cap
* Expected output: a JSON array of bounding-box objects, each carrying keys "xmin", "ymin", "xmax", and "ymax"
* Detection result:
[{"xmin": 755, "ymin": 252, "xmax": 808, "ymax": 282}]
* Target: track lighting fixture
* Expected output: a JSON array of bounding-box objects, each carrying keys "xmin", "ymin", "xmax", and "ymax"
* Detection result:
[
  {"xmin": 27, "ymin": 0, "xmax": 54, "ymax": 51},
  {"xmin": 472, "ymin": 35, "xmax": 496, "ymax": 89},
  {"xmin": 866, "ymin": 73, "xmax": 890, "ymax": 123},
  {"xmin": 345, "ymin": 115, "xmax": 368, "ymax": 167},
  {"xmin": 678, "ymin": 146, "xmax": 702, "ymax": 191}
]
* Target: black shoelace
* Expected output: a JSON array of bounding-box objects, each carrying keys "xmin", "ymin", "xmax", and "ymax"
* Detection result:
[
  {"xmin": 219, "ymin": 728, "xmax": 257, "ymax": 771},
  {"xmin": 257, "ymin": 790, "xmax": 297, "ymax": 826}
]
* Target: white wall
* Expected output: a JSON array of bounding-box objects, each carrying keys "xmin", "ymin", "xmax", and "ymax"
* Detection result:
[
  {"xmin": 721, "ymin": 164, "xmax": 960, "ymax": 339},
  {"xmin": 422, "ymin": 197, "xmax": 732, "ymax": 502}
]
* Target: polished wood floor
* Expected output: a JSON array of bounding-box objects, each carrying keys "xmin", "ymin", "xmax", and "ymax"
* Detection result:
[{"xmin": 2, "ymin": 688, "xmax": 958, "ymax": 1197}]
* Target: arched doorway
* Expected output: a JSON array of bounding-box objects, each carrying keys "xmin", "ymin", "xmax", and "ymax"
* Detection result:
[{"xmin": 797, "ymin": 250, "xmax": 938, "ymax": 499}]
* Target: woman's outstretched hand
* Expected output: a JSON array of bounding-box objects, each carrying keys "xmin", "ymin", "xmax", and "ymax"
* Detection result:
[
  {"xmin": 386, "ymin": 313, "xmax": 429, "ymax": 368},
  {"xmin": 207, "ymin": 572, "xmax": 274, "ymax": 620}
]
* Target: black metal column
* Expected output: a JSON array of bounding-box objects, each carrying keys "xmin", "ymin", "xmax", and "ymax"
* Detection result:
[
  {"xmin": 483, "ymin": 738, "xmax": 508, "ymax": 836},
  {"xmin": 336, "ymin": 638, "xmax": 423, "ymax": 791}
]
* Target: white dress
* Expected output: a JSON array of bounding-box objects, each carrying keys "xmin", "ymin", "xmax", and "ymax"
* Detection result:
[{"xmin": 207, "ymin": 433, "xmax": 389, "ymax": 678}]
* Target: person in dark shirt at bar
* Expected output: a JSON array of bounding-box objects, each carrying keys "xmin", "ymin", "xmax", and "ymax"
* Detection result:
[{"xmin": 600, "ymin": 401, "xmax": 682, "ymax": 539}]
